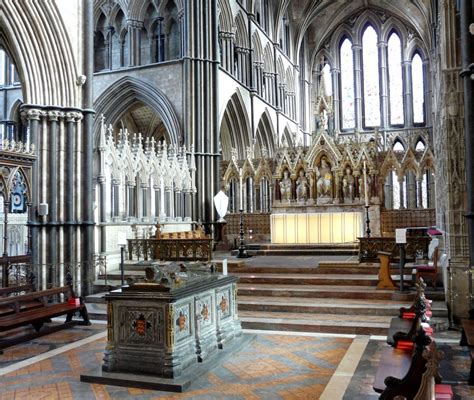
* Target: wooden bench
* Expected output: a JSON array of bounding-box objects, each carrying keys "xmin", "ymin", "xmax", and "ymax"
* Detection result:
[
  {"xmin": 0, "ymin": 286, "xmax": 90, "ymax": 350},
  {"xmin": 0, "ymin": 284, "xmax": 33, "ymax": 297},
  {"xmin": 374, "ymin": 329, "xmax": 450, "ymax": 399},
  {"xmin": 460, "ymin": 318, "xmax": 474, "ymax": 385}
]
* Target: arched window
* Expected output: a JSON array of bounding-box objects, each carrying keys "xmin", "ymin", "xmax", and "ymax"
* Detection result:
[
  {"xmin": 328, "ymin": 16, "xmax": 430, "ymax": 132},
  {"xmin": 388, "ymin": 33, "xmax": 404, "ymax": 126},
  {"xmin": 393, "ymin": 140, "xmax": 405, "ymax": 152},
  {"xmin": 415, "ymin": 139, "xmax": 426, "ymax": 151},
  {"xmin": 412, "ymin": 53, "xmax": 425, "ymax": 124},
  {"xmin": 362, "ymin": 26, "xmax": 380, "ymax": 127},
  {"xmin": 322, "ymin": 63, "xmax": 333, "ymax": 97},
  {"xmin": 340, "ymin": 38, "xmax": 355, "ymax": 130}
]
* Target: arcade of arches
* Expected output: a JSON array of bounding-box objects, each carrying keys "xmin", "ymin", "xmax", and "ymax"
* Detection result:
[{"xmin": 0, "ymin": 0, "xmax": 473, "ymax": 340}]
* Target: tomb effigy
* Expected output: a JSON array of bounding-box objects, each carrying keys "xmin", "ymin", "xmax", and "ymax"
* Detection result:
[{"xmin": 81, "ymin": 262, "xmax": 250, "ymax": 392}]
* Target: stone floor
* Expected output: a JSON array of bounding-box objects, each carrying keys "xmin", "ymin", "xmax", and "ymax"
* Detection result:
[{"xmin": 1, "ymin": 322, "xmax": 472, "ymax": 399}]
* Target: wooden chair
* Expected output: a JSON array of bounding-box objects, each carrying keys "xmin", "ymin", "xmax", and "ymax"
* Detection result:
[{"xmin": 415, "ymin": 251, "xmax": 448, "ymax": 290}]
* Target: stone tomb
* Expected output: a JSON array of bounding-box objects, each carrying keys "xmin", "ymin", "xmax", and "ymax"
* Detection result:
[{"xmin": 81, "ymin": 268, "xmax": 251, "ymax": 392}]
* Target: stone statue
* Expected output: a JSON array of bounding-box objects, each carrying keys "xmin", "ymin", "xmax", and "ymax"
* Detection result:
[
  {"xmin": 342, "ymin": 167, "xmax": 355, "ymax": 200},
  {"xmin": 296, "ymin": 170, "xmax": 309, "ymax": 201},
  {"xmin": 280, "ymin": 170, "xmax": 292, "ymax": 201},
  {"xmin": 316, "ymin": 157, "xmax": 332, "ymax": 197}
]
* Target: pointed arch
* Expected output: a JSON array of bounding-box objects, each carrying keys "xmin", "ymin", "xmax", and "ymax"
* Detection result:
[
  {"xmin": 0, "ymin": 1, "xmax": 79, "ymax": 107},
  {"xmin": 219, "ymin": 90, "xmax": 251, "ymax": 161},
  {"xmin": 252, "ymin": 32, "xmax": 263, "ymax": 62},
  {"xmin": 263, "ymin": 43, "xmax": 274, "ymax": 72},
  {"xmin": 218, "ymin": 0, "xmax": 235, "ymax": 33},
  {"xmin": 255, "ymin": 109, "xmax": 276, "ymax": 158},
  {"xmin": 93, "ymin": 76, "xmax": 181, "ymax": 147},
  {"xmin": 235, "ymin": 12, "xmax": 248, "ymax": 48}
]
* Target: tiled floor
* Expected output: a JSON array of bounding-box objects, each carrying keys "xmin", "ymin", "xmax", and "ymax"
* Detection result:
[
  {"xmin": 1, "ymin": 321, "xmax": 472, "ymax": 399},
  {"xmin": 1, "ymin": 323, "xmax": 352, "ymax": 399}
]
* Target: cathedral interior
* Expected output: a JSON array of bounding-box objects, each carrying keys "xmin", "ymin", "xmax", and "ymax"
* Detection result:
[{"xmin": 0, "ymin": 0, "xmax": 473, "ymax": 398}]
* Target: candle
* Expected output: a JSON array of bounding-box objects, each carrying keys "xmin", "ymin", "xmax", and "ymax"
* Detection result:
[
  {"xmin": 363, "ymin": 161, "xmax": 369, "ymax": 207},
  {"xmin": 239, "ymin": 168, "xmax": 243, "ymax": 210},
  {"xmin": 223, "ymin": 258, "xmax": 228, "ymax": 276}
]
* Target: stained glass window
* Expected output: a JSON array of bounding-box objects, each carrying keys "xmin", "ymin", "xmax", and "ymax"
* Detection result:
[
  {"xmin": 362, "ymin": 26, "xmax": 380, "ymax": 127},
  {"xmin": 412, "ymin": 53, "xmax": 424, "ymax": 124},
  {"xmin": 421, "ymin": 171, "xmax": 428, "ymax": 208},
  {"xmin": 322, "ymin": 63, "xmax": 333, "ymax": 96},
  {"xmin": 340, "ymin": 38, "xmax": 355, "ymax": 129},
  {"xmin": 392, "ymin": 170, "xmax": 400, "ymax": 209},
  {"xmin": 388, "ymin": 33, "xmax": 404, "ymax": 125}
]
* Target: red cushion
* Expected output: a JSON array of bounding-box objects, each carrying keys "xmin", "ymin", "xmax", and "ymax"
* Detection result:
[
  {"xmin": 435, "ymin": 384, "xmax": 453, "ymax": 399},
  {"xmin": 396, "ymin": 340, "xmax": 414, "ymax": 351},
  {"xmin": 402, "ymin": 312, "xmax": 416, "ymax": 319}
]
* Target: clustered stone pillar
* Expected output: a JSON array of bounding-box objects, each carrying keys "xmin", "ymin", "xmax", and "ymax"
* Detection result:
[
  {"xmin": 218, "ymin": 32, "xmax": 235, "ymax": 73},
  {"xmin": 184, "ymin": 0, "xmax": 220, "ymax": 223},
  {"xmin": 22, "ymin": 107, "xmax": 86, "ymax": 290}
]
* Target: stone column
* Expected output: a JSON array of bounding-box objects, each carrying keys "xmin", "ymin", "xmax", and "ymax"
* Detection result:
[
  {"xmin": 402, "ymin": 59, "xmax": 414, "ymax": 127},
  {"xmin": 331, "ymin": 68, "xmax": 341, "ymax": 133},
  {"xmin": 22, "ymin": 108, "xmax": 41, "ymax": 266},
  {"xmin": 105, "ymin": 26, "xmax": 114, "ymax": 69},
  {"xmin": 47, "ymin": 111, "xmax": 60, "ymax": 267},
  {"xmin": 127, "ymin": 20, "xmax": 143, "ymax": 67},
  {"xmin": 378, "ymin": 40, "xmax": 389, "ymax": 129},
  {"xmin": 352, "ymin": 43, "xmax": 363, "ymax": 130},
  {"xmin": 416, "ymin": 178, "xmax": 423, "ymax": 208},
  {"xmin": 183, "ymin": 0, "xmax": 220, "ymax": 223},
  {"xmin": 398, "ymin": 176, "xmax": 405, "ymax": 209}
]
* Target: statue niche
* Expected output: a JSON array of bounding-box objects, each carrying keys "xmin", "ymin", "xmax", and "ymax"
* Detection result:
[
  {"xmin": 280, "ymin": 169, "xmax": 292, "ymax": 202},
  {"xmin": 342, "ymin": 167, "xmax": 355, "ymax": 203},
  {"xmin": 296, "ymin": 170, "xmax": 309, "ymax": 202},
  {"xmin": 316, "ymin": 156, "xmax": 333, "ymax": 202}
]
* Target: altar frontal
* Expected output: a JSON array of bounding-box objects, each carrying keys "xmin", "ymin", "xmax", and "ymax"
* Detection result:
[{"xmin": 271, "ymin": 212, "xmax": 363, "ymax": 244}]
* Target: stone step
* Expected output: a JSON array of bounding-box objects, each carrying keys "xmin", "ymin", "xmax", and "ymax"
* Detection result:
[
  {"xmin": 239, "ymin": 311, "xmax": 449, "ymax": 336},
  {"xmin": 237, "ymin": 283, "xmax": 446, "ymax": 301},
  {"xmin": 237, "ymin": 296, "xmax": 448, "ymax": 317},
  {"xmin": 245, "ymin": 249, "xmax": 358, "ymax": 256},
  {"xmin": 234, "ymin": 272, "xmax": 380, "ymax": 286},
  {"xmin": 239, "ymin": 310, "xmax": 390, "ymax": 335},
  {"xmin": 245, "ymin": 243, "xmax": 359, "ymax": 251}
]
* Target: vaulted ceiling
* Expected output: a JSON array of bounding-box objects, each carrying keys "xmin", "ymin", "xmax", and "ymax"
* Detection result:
[{"xmin": 269, "ymin": 0, "xmax": 433, "ymax": 66}]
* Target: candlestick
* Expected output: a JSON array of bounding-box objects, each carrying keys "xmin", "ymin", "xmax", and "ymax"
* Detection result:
[
  {"xmin": 363, "ymin": 161, "xmax": 369, "ymax": 207},
  {"xmin": 239, "ymin": 168, "xmax": 243, "ymax": 210}
]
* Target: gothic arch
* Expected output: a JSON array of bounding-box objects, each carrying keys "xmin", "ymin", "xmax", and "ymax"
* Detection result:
[
  {"xmin": 255, "ymin": 109, "xmax": 276, "ymax": 157},
  {"xmin": 93, "ymin": 76, "xmax": 181, "ymax": 146},
  {"xmin": 218, "ymin": 0, "xmax": 235, "ymax": 33},
  {"xmin": 0, "ymin": 1, "xmax": 79, "ymax": 107},
  {"xmin": 219, "ymin": 90, "xmax": 251, "ymax": 160}
]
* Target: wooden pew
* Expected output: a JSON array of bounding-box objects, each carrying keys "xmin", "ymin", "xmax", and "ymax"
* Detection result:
[
  {"xmin": 0, "ymin": 286, "xmax": 90, "ymax": 350},
  {"xmin": 387, "ymin": 279, "xmax": 432, "ymax": 348},
  {"xmin": 0, "ymin": 284, "xmax": 33, "ymax": 297},
  {"xmin": 374, "ymin": 329, "xmax": 450, "ymax": 399},
  {"xmin": 460, "ymin": 318, "xmax": 474, "ymax": 385}
]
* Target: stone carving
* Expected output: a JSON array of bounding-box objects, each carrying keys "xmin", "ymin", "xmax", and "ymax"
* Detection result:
[
  {"xmin": 296, "ymin": 170, "xmax": 309, "ymax": 201},
  {"xmin": 316, "ymin": 157, "xmax": 332, "ymax": 198},
  {"xmin": 280, "ymin": 170, "xmax": 292, "ymax": 201},
  {"xmin": 342, "ymin": 167, "xmax": 355, "ymax": 201}
]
